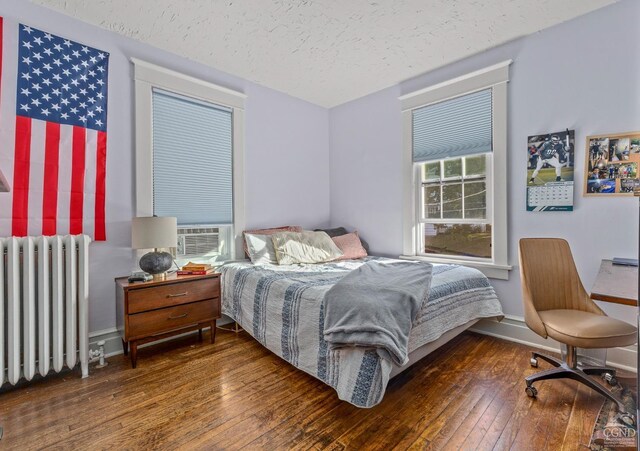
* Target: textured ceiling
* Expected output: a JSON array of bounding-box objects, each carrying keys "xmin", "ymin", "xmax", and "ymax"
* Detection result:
[{"xmin": 31, "ymin": 0, "xmax": 616, "ymax": 107}]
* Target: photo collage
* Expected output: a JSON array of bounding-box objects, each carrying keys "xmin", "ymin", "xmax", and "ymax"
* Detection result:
[{"xmin": 585, "ymin": 133, "xmax": 640, "ymax": 195}]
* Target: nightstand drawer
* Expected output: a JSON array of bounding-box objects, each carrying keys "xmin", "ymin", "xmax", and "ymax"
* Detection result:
[
  {"xmin": 128, "ymin": 277, "xmax": 220, "ymax": 313},
  {"xmin": 128, "ymin": 299, "xmax": 218, "ymax": 338}
]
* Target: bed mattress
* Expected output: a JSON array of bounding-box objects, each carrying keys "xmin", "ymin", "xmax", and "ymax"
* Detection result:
[{"xmin": 219, "ymin": 257, "xmax": 503, "ymax": 407}]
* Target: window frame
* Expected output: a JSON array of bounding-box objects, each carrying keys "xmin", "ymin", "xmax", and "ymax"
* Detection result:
[
  {"xmin": 400, "ymin": 61, "xmax": 512, "ymax": 280},
  {"xmin": 133, "ymin": 58, "xmax": 246, "ymax": 260}
]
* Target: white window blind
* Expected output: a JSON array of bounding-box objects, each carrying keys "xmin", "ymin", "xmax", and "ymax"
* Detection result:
[
  {"xmin": 412, "ymin": 88, "xmax": 492, "ymax": 162},
  {"xmin": 152, "ymin": 88, "xmax": 233, "ymax": 225}
]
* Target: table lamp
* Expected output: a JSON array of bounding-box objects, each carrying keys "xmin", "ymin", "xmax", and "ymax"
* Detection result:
[{"xmin": 132, "ymin": 216, "xmax": 177, "ymax": 280}]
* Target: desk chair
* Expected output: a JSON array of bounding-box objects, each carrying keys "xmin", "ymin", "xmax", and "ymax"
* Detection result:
[{"xmin": 519, "ymin": 238, "xmax": 637, "ymax": 422}]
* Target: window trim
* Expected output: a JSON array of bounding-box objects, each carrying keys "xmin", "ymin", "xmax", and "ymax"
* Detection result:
[
  {"xmin": 400, "ymin": 60, "xmax": 512, "ymax": 280},
  {"xmin": 132, "ymin": 58, "xmax": 246, "ymax": 260}
]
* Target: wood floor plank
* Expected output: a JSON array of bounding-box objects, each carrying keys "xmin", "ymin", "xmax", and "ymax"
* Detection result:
[{"xmin": 0, "ymin": 331, "xmax": 622, "ymax": 450}]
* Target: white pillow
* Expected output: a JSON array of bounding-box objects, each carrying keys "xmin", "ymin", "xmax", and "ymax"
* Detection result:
[
  {"xmin": 244, "ymin": 233, "xmax": 278, "ymax": 265},
  {"xmin": 272, "ymin": 231, "xmax": 343, "ymax": 265}
]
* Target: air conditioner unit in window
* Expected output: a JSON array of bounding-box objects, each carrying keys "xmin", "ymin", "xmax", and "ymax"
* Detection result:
[{"xmin": 176, "ymin": 226, "xmax": 220, "ymax": 257}]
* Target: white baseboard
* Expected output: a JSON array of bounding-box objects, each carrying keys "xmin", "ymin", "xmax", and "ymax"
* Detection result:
[
  {"xmin": 88, "ymin": 316, "xmax": 235, "ymax": 359},
  {"xmin": 470, "ymin": 315, "xmax": 637, "ymax": 373},
  {"xmin": 89, "ymin": 315, "xmax": 637, "ymax": 373}
]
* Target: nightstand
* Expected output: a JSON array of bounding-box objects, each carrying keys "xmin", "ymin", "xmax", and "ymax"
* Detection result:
[{"xmin": 115, "ymin": 273, "xmax": 221, "ymax": 368}]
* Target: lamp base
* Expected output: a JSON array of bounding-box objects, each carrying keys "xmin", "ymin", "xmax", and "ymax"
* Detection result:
[
  {"xmin": 152, "ymin": 272, "xmax": 167, "ymax": 282},
  {"xmin": 139, "ymin": 251, "xmax": 173, "ymax": 277}
]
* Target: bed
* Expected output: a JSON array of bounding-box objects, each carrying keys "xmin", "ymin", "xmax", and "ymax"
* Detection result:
[{"xmin": 219, "ymin": 256, "xmax": 503, "ymax": 408}]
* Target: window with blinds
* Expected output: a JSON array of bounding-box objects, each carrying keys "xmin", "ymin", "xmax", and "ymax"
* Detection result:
[
  {"xmin": 152, "ymin": 88, "xmax": 233, "ymax": 226},
  {"xmin": 413, "ymin": 88, "xmax": 494, "ymax": 260}
]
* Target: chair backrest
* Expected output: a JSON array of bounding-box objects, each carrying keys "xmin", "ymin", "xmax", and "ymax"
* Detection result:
[{"xmin": 519, "ymin": 238, "xmax": 602, "ymax": 336}]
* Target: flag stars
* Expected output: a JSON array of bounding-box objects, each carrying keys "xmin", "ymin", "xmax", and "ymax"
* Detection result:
[{"xmin": 17, "ymin": 24, "xmax": 108, "ymax": 131}]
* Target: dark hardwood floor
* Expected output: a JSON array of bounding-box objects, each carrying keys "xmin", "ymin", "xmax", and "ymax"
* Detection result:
[{"xmin": 0, "ymin": 329, "xmax": 630, "ymax": 450}]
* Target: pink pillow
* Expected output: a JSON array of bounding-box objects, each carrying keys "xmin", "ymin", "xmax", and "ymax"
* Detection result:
[
  {"xmin": 332, "ymin": 231, "xmax": 368, "ymax": 260},
  {"xmin": 243, "ymin": 225, "xmax": 303, "ymax": 257}
]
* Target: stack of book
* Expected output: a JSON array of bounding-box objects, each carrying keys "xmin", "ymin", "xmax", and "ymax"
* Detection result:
[{"xmin": 177, "ymin": 262, "xmax": 216, "ymax": 275}]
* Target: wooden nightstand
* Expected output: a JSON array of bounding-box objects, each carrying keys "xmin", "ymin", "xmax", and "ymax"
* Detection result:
[{"xmin": 115, "ymin": 273, "xmax": 221, "ymax": 368}]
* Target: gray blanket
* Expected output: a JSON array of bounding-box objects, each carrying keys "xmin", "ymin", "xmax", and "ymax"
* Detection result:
[{"xmin": 323, "ymin": 260, "xmax": 433, "ymax": 366}]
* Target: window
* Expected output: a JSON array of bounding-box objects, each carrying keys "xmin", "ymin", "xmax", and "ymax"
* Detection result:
[
  {"xmin": 133, "ymin": 59, "xmax": 246, "ymax": 261},
  {"xmin": 400, "ymin": 61, "xmax": 512, "ymax": 279}
]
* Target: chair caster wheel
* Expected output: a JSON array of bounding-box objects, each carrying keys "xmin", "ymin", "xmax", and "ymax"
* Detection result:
[
  {"xmin": 525, "ymin": 386, "xmax": 538, "ymax": 398},
  {"xmin": 530, "ymin": 357, "xmax": 538, "ymax": 368},
  {"xmin": 619, "ymin": 413, "xmax": 635, "ymax": 427},
  {"xmin": 603, "ymin": 372, "xmax": 618, "ymax": 386}
]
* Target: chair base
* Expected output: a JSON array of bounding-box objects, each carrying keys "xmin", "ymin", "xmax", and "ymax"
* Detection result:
[{"xmin": 525, "ymin": 351, "xmax": 634, "ymax": 424}]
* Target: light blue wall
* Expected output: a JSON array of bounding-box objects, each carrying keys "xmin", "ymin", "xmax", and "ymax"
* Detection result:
[
  {"xmin": 329, "ymin": 0, "xmax": 640, "ymax": 321},
  {"xmin": 2, "ymin": 0, "xmax": 331, "ymax": 332}
]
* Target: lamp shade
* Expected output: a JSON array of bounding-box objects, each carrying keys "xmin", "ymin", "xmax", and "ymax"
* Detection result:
[{"xmin": 131, "ymin": 216, "xmax": 177, "ymax": 249}]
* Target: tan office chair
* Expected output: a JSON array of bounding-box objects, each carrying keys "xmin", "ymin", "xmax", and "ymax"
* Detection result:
[{"xmin": 519, "ymin": 238, "xmax": 637, "ymax": 421}]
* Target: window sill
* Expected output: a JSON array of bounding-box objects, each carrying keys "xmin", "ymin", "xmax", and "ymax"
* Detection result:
[{"xmin": 398, "ymin": 254, "xmax": 512, "ymax": 280}]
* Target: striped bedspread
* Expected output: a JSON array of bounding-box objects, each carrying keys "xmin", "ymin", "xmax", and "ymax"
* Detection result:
[{"xmin": 219, "ymin": 257, "xmax": 503, "ymax": 408}]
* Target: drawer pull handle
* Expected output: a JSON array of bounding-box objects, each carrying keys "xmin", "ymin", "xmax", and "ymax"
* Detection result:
[
  {"xmin": 167, "ymin": 292, "xmax": 188, "ymax": 298},
  {"xmin": 168, "ymin": 313, "xmax": 188, "ymax": 320}
]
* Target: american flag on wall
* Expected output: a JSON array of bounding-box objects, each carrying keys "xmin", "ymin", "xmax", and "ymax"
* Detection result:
[{"xmin": 0, "ymin": 18, "xmax": 109, "ymax": 240}]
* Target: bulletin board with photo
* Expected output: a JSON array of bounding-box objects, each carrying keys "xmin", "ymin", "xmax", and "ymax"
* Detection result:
[{"xmin": 584, "ymin": 132, "xmax": 640, "ymax": 196}]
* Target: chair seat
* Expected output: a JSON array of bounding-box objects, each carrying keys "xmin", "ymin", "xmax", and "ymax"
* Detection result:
[{"xmin": 539, "ymin": 309, "xmax": 637, "ymax": 348}]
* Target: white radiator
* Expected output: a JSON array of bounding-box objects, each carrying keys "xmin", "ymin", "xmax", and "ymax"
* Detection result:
[{"xmin": 1, "ymin": 235, "xmax": 91, "ymax": 386}]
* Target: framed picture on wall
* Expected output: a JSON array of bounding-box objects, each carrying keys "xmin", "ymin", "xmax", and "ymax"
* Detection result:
[{"xmin": 584, "ymin": 131, "xmax": 640, "ymax": 196}]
